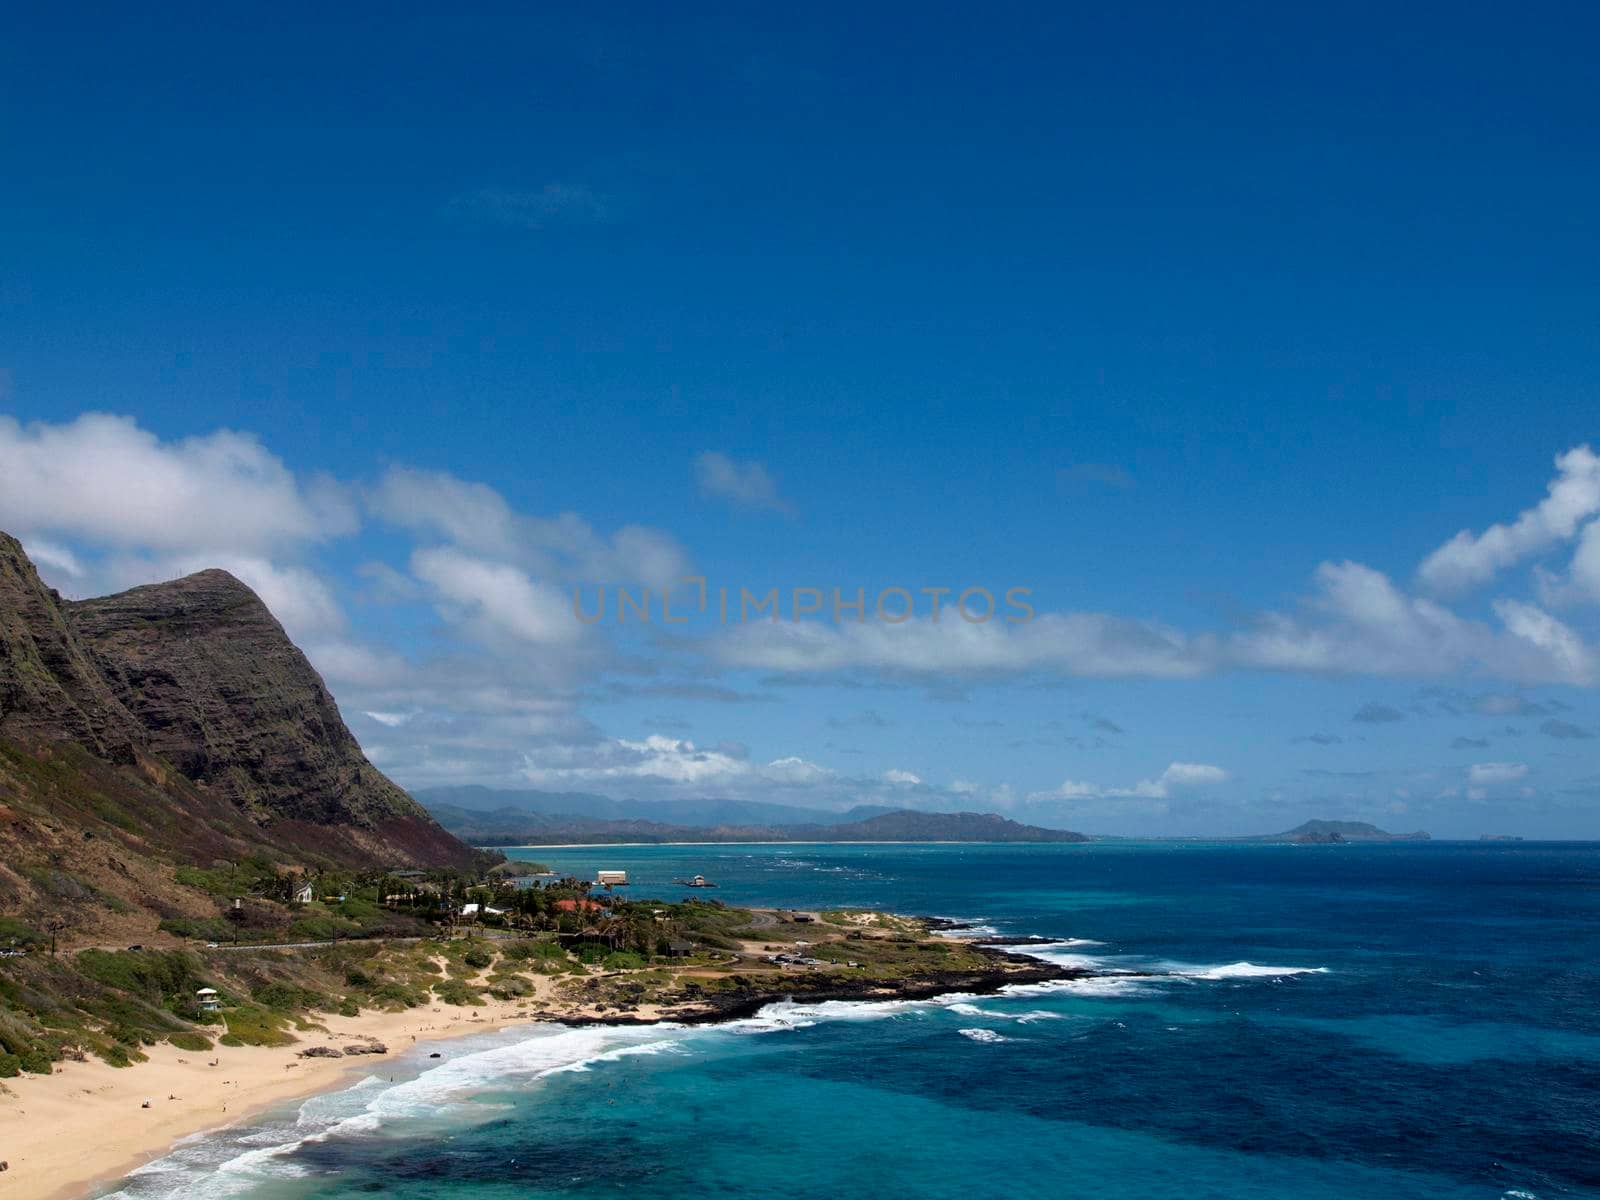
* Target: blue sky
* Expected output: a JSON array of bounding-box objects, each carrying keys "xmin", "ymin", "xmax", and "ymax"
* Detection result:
[{"xmin": 3, "ymin": 4, "xmax": 1599, "ymax": 836}]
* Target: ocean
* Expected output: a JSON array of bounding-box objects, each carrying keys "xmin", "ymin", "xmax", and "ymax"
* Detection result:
[{"xmin": 100, "ymin": 842, "xmax": 1600, "ymax": 1200}]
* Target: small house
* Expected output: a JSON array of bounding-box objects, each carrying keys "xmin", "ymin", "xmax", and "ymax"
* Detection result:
[
  {"xmin": 665, "ymin": 939, "xmax": 695, "ymax": 958},
  {"xmin": 195, "ymin": 988, "xmax": 220, "ymax": 1012},
  {"xmin": 596, "ymin": 870, "xmax": 628, "ymax": 887},
  {"xmin": 290, "ymin": 883, "xmax": 314, "ymax": 905}
]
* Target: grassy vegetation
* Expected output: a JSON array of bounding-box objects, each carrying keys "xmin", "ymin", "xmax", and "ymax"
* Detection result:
[
  {"xmin": 219, "ymin": 1005, "xmax": 294, "ymax": 1047},
  {"xmin": 0, "ymin": 897, "xmax": 1012, "ymax": 1079}
]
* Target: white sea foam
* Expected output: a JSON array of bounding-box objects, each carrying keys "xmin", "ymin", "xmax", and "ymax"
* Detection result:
[
  {"xmin": 945, "ymin": 1002, "xmax": 994, "ymax": 1017},
  {"xmin": 957, "ymin": 1027, "xmax": 1011, "ymax": 1043},
  {"xmin": 945, "ymin": 1001, "xmax": 1068, "ymax": 1023},
  {"xmin": 1162, "ymin": 961, "xmax": 1328, "ymax": 980},
  {"xmin": 736, "ymin": 996, "xmax": 933, "ymax": 1031},
  {"xmin": 100, "ymin": 1024, "xmax": 700, "ymax": 1199},
  {"xmin": 936, "ymin": 922, "xmax": 1002, "ymax": 939},
  {"xmin": 101, "ymin": 923, "xmax": 1327, "ymax": 1200},
  {"xmin": 1000, "ymin": 975, "xmax": 1160, "ymax": 999},
  {"xmin": 1004, "ymin": 942, "xmax": 1117, "ymax": 971}
]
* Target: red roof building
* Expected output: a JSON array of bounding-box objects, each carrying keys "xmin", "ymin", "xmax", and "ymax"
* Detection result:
[{"xmin": 553, "ymin": 898, "xmax": 605, "ymax": 913}]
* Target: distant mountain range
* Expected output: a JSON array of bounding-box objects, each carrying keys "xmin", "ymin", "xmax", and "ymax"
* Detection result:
[
  {"xmin": 417, "ymin": 785, "xmax": 901, "ymax": 829},
  {"xmin": 416, "ymin": 788, "xmax": 1440, "ymax": 846},
  {"xmin": 416, "ymin": 787, "xmax": 1088, "ymax": 844}
]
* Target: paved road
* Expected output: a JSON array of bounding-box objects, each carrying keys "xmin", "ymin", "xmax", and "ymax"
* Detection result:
[{"xmin": 72, "ymin": 930, "xmax": 551, "ymax": 955}]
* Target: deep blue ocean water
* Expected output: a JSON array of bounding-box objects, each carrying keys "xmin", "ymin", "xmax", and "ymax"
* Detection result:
[{"xmin": 102, "ymin": 842, "xmax": 1600, "ymax": 1200}]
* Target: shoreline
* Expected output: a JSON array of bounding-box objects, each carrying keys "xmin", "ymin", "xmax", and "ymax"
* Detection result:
[
  {"xmin": 0, "ymin": 939, "xmax": 1072, "ymax": 1200},
  {"xmin": 1, "ymin": 989, "xmax": 569, "ymax": 1200},
  {"xmin": 492, "ymin": 839, "xmax": 1076, "ymax": 848}
]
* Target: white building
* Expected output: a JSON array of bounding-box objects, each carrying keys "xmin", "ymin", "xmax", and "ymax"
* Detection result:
[{"xmin": 596, "ymin": 870, "xmax": 628, "ymax": 886}]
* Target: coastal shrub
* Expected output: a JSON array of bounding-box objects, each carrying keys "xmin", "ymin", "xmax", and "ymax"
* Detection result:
[
  {"xmin": 172, "ymin": 858, "xmax": 279, "ymax": 899},
  {"xmin": 432, "ymin": 979, "xmax": 483, "ymax": 1006},
  {"xmin": 168, "ymin": 1032, "xmax": 212, "ymax": 1052},
  {"xmin": 77, "ymin": 949, "xmax": 202, "ymax": 1006},
  {"xmin": 219, "ymin": 1005, "xmax": 294, "ymax": 1047},
  {"xmin": 500, "ymin": 939, "xmax": 564, "ymax": 963},
  {"xmin": 0, "ymin": 916, "xmax": 44, "ymax": 949},
  {"xmin": 487, "ymin": 975, "xmax": 531, "ymax": 1000},
  {"xmin": 99, "ymin": 1040, "xmax": 139, "ymax": 1067},
  {"xmin": 367, "ymin": 982, "xmax": 427, "ymax": 1009},
  {"xmin": 253, "ymin": 983, "xmax": 326, "ymax": 1012},
  {"xmin": 287, "ymin": 915, "xmax": 341, "ymax": 942},
  {"xmin": 158, "ymin": 916, "xmax": 234, "ymax": 943},
  {"xmin": 462, "ymin": 946, "xmax": 494, "ymax": 970},
  {"xmin": 602, "ymin": 951, "xmax": 646, "ymax": 970}
]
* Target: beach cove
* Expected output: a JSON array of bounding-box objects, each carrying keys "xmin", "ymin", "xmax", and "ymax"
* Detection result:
[{"xmin": 0, "ymin": 905, "xmax": 1071, "ymax": 1200}]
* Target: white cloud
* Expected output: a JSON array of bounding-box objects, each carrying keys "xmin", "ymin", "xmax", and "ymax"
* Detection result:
[
  {"xmin": 1155, "ymin": 762, "xmax": 1230, "ymax": 792},
  {"xmin": 370, "ymin": 465, "xmax": 689, "ymax": 587},
  {"xmin": 1468, "ymin": 761, "xmax": 1529, "ymax": 787},
  {"xmin": 716, "ymin": 610, "xmax": 1209, "ymax": 678},
  {"xmin": 1466, "ymin": 760, "xmax": 1531, "ymax": 800},
  {"xmin": 518, "ymin": 734, "xmax": 833, "ymax": 790},
  {"xmin": 0, "ymin": 413, "xmax": 355, "ymax": 554},
  {"xmin": 1489, "ymin": 599, "xmax": 1597, "ymax": 683},
  {"xmin": 1034, "ymin": 761, "xmax": 1229, "ymax": 802},
  {"xmin": 411, "ymin": 546, "xmax": 582, "ymax": 648},
  {"xmin": 712, "ymin": 560, "xmax": 1598, "ymax": 686},
  {"xmin": 1417, "ymin": 445, "xmax": 1600, "ymax": 593},
  {"xmin": 884, "ymin": 769, "xmax": 922, "ymax": 785},
  {"xmin": 694, "ymin": 452, "xmax": 793, "ymax": 513},
  {"xmin": 1536, "ymin": 516, "xmax": 1600, "ymax": 607},
  {"xmin": 20, "ymin": 537, "xmax": 84, "ymax": 578},
  {"xmin": 363, "ymin": 711, "xmax": 414, "ymax": 728},
  {"xmin": 1569, "ymin": 520, "xmax": 1600, "ymax": 602}
]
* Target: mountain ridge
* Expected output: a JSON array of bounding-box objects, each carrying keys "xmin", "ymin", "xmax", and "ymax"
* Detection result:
[
  {"xmin": 0, "ymin": 531, "xmax": 477, "ymax": 942},
  {"xmin": 415, "ymin": 784, "xmax": 901, "ymax": 829},
  {"xmin": 423, "ymin": 796, "xmax": 1089, "ymax": 845}
]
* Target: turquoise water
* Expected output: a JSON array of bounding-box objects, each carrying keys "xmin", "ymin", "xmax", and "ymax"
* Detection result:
[{"xmin": 102, "ymin": 843, "xmax": 1600, "ymax": 1199}]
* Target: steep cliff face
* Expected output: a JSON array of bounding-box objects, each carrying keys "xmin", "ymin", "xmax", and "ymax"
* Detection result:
[
  {"xmin": 64, "ymin": 568, "xmax": 462, "ymax": 863},
  {"xmin": 0, "ymin": 532, "xmax": 475, "ymax": 898},
  {"xmin": 0, "ymin": 534, "xmax": 141, "ymax": 757}
]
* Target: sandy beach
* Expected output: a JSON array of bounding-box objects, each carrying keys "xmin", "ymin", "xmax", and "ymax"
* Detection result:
[
  {"xmin": 0, "ymin": 977, "xmax": 598, "ymax": 1200},
  {"xmin": 0, "ymin": 916, "xmax": 1057, "ymax": 1200}
]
